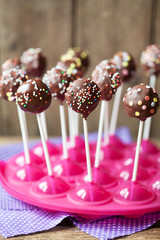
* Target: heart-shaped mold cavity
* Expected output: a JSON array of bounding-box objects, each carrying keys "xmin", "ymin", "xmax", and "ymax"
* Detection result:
[
  {"xmin": 81, "ymin": 167, "xmax": 117, "ymax": 188},
  {"xmin": 32, "ymin": 141, "xmax": 60, "ymax": 158},
  {"xmin": 115, "ymin": 181, "xmax": 155, "ymax": 204},
  {"xmin": 68, "ymin": 182, "xmax": 112, "ymax": 205},
  {"xmin": 118, "ymin": 166, "xmax": 151, "ymax": 181},
  {"xmin": 52, "ymin": 157, "xmax": 84, "ymax": 180},
  {"xmin": 68, "ymin": 147, "xmax": 86, "ymax": 163},
  {"xmin": 13, "ymin": 164, "xmax": 44, "ymax": 182},
  {"xmin": 101, "ymin": 144, "xmax": 124, "ymax": 161},
  {"xmin": 33, "ymin": 175, "xmax": 70, "ymax": 195},
  {"xmin": 8, "ymin": 151, "xmax": 44, "ymax": 169},
  {"xmin": 109, "ymin": 135, "xmax": 127, "ymax": 149}
]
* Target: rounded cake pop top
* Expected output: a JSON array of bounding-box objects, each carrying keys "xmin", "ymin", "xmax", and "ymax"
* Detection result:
[
  {"xmin": 61, "ymin": 47, "xmax": 89, "ymax": 72},
  {"xmin": 16, "ymin": 78, "xmax": 51, "ymax": 114},
  {"xmin": 111, "ymin": 51, "xmax": 136, "ymax": 82},
  {"xmin": 92, "ymin": 61, "xmax": 121, "ymax": 101},
  {"xmin": 0, "ymin": 66, "xmax": 28, "ymax": 102},
  {"xmin": 123, "ymin": 84, "xmax": 159, "ymax": 121},
  {"xmin": 2, "ymin": 58, "xmax": 21, "ymax": 72},
  {"xmin": 56, "ymin": 59, "xmax": 83, "ymax": 79},
  {"xmin": 65, "ymin": 78, "xmax": 101, "ymax": 119},
  {"xmin": 140, "ymin": 44, "xmax": 160, "ymax": 76},
  {"xmin": 20, "ymin": 48, "xmax": 47, "ymax": 78},
  {"xmin": 42, "ymin": 68, "xmax": 74, "ymax": 103}
]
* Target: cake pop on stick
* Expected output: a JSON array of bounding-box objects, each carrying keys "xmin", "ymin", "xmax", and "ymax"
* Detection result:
[
  {"xmin": 57, "ymin": 47, "xmax": 89, "ymax": 145},
  {"xmin": 122, "ymin": 84, "xmax": 159, "ymax": 193},
  {"xmin": 20, "ymin": 48, "xmax": 47, "ymax": 78},
  {"xmin": 92, "ymin": 60, "xmax": 122, "ymax": 164},
  {"xmin": 116, "ymin": 84, "xmax": 159, "ymax": 203},
  {"xmin": 16, "ymin": 78, "xmax": 52, "ymax": 174},
  {"xmin": 140, "ymin": 45, "xmax": 160, "ymax": 153},
  {"xmin": 43, "ymin": 68, "xmax": 74, "ymax": 157},
  {"xmin": 21, "ymin": 48, "xmax": 57, "ymax": 155},
  {"xmin": 16, "ymin": 78, "xmax": 69, "ymax": 192},
  {"xmin": 0, "ymin": 67, "xmax": 41, "ymax": 169},
  {"xmin": 65, "ymin": 78, "xmax": 101, "ymax": 181},
  {"xmin": 109, "ymin": 51, "xmax": 136, "ymax": 138},
  {"xmin": 43, "ymin": 68, "xmax": 84, "ymax": 178},
  {"xmin": 66, "ymin": 78, "xmax": 111, "ymax": 202},
  {"xmin": 2, "ymin": 58, "xmax": 21, "ymax": 72},
  {"xmin": 60, "ymin": 47, "xmax": 89, "ymax": 74}
]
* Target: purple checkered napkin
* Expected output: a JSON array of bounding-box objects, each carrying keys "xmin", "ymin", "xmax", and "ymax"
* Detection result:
[
  {"xmin": 72, "ymin": 212, "xmax": 160, "ymax": 240},
  {"xmin": 1, "ymin": 127, "xmax": 159, "ymax": 239}
]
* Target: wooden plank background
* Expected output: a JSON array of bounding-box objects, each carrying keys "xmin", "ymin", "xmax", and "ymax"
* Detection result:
[{"xmin": 0, "ymin": 0, "xmax": 159, "ymax": 139}]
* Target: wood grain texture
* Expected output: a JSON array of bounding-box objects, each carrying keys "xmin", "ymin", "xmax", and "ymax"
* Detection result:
[
  {"xmin": 0, "ymin": 0, "xmax": 72, "ymax": 136},
  {"xmin": 72, "ymin": 0, "xmax": 155, "ymax": 138},
  {"xmin": 151, "ymin": 0, "xmax": 160, "ymax": 139},
  {"xmin": 0, "ymin": 221, "xmax": 159, "ymax": 240},
  {"xmin": 0, "ymin": 0, "xmax": 160, "ymax": 139}
]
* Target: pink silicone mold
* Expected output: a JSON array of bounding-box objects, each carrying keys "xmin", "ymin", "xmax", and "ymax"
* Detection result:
[{"xmin": 0, "ymin": 135, "xmax": 159, "ymax": 219}]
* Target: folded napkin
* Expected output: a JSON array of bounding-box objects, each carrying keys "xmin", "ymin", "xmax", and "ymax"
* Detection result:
[{"xmin": 0, "ymin": 127, "xmax": 159, "ymax": 239}]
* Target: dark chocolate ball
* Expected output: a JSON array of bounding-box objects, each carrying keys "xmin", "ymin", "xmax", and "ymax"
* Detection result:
[
  {"xmin": 16, "ymin": 78, "xmax": 51, "ymax": 114},
  {"xmin": 140, "ymin": 44, "xmax": 160, "ymax": 76},
  {"xmin": 65, "ymin": 78, "xmax": 101, "ymax": 119},
  {"xmin": 92, "ymin": 61, "xmax": 121, "ymax": 101},
  {"xmin": 56, "ymin": 59, "xmax": 83, "ymax": 79},
  {"xmin": 111, "ymin": 51, "xmax": 136, "ymax": 82},
  {"xmin": 123, "ymin": 84, "xmax": 159, "ymax": 121},
  {"xmin": 0, "ymin": 66, "xmax": 28, "ymax": 102},
  {"xmin": 42, "ymin": 68, "xmax": 74, "ymax": 103},
  {"xmin": 61, "ymin": 47, "xmax": 89, "ymax": 72},
  {"xmin": 20, "ymin": 48, "xmax": 47, "ymax": 78},
  {"xmin": 2, "ymin": 58, "xmax": 21, "ymax": 72}
]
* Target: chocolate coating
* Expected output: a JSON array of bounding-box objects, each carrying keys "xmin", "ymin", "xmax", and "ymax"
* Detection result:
[
  {"xmin": 56, "ymin": 59, "xmax": 83, "ymax": 79},
  {"xmin": 61, "ymin": 47, "xmax": 89, "ymax": 72},
  {"xmin": 20, "ymin": 48, "xmax": 46, "ymax": 78},
  {"xmin": 140, "ymin": 44, "xmax": 160, "ymax": 76},
  {"xmin": 2, "ymin": 58, "xmax": 21, "ymax": 72},
  {"xmin": 65, "ymin": 78, "xmax": 101, "ymax": 119},
  {"xmin": 92, "ymin": 61, "xmax": 121, "ymax": 101},
  {"xmin": 111, "ymin": 51, "xmax": 136, "ymax": 82},
  {"xmin": 42, "ymin": 68, "xmax": 74, "ymax": 103},
  {"xmin": 16, "ymin": 78, "xmax": 51, "ymax": 114},
  {"xmin": 0, "ymin": 67, "xmax": 28, "ymax": 102},
  {"xmin": 123, "ymin": 84, "xmax": 159, "ymax": 121}
]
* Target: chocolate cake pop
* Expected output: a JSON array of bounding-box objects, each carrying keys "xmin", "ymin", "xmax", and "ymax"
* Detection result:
[
  {"xmin": 2, "ymin": 58, "xmax": 21, "ymax": 72},
  {"xmin": 61, "ymin": 47, "xmax": 89, "ymax": 72},
  {"xmin": 16, "ymin": 78, "xmax": 51, "ymax": 114},
  {"xmin": 56, "ymin": 59, "xmax": 83, "ymax": 79},
  {"xmin": 42, "ymin": 68, "xmax": 74, "ymax": 103},
  {"xmin": 111, "ymin": 51, "xmax": 136, "ymax": 82},
  {"xmin": 21, "ymin": 48, "xmax": 46, "ymax": 78},
  {"xmin": 140, "ymin": 44, "xmax": 160, "ymax": 76},
  {"xmin": 123, "ymin": 84, "xmax": 159, "ymax": 121},
  {"xmin": 92, "ymin": 61, "xmax": 121, "ymax": 101},
  {"xmin": 65, "ymin": 78, "xmax": 101, "ymax": 119},
  {"xmin": 0, "ymin": 66, "xmax": 28, "ymax": 102}
]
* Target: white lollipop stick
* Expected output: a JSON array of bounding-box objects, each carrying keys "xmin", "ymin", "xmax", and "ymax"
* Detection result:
[
  {"xmin": 132, "ymin": 120, "xmax": 144, "ymax": 182},
  {"xmin": 94, "ymin": 101, "xmax": 106, "ymax": 168},
  {"xmin": 60, "ymin": 104, "xmax": 68, "ymax": 159},
  {"xmin": 109, "ymin": 84, "xmax": 123, "ymax": 135},
  {"xmin": 83, "ymin": 118, "xmax": 92, "ymax": 182},
  {"xmin": 74, "ymin": 111, "xmax": 79, "ymax": 137},
  {"xmin": 103, "ymin": 101, "xmax": 109, "ymax": 145},
  {"xmin": 17, "ymin": 105, "xmax": 30, "ymax": 164},
  {"xmin": 143, "ymin": 74, "xmax": 156, "ymax": 140},
  {"xmin": 40, "ymin": 112, "xmax": 48, "ymax": 140},
  {"xmin": 68, "ymin": 107, "xmax": 75, "ymax": 147},
  {"xmin": 36, "ymin": 114, "xmax": 53, "ymax": 176}
]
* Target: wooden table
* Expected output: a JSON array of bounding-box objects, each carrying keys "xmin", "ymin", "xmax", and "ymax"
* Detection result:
[{"xmin": 0, "ymin": 137, "xmax": 159, "ymax": 240}]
